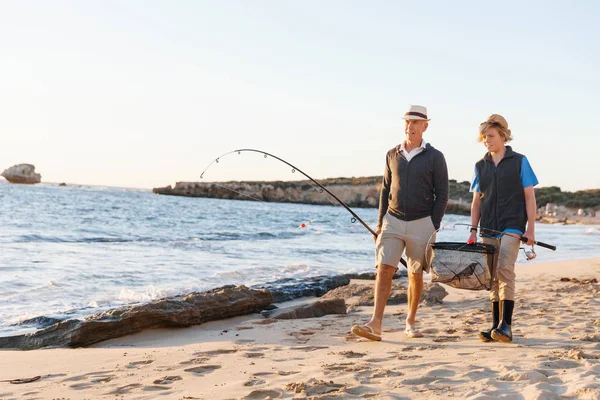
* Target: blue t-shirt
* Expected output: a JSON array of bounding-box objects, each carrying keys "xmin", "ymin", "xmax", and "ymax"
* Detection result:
[{"xmin": 470, "ymin": 155, "xmax": 538, "ymax": 236}]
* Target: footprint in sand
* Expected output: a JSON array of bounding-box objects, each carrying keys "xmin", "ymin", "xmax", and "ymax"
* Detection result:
[
  {"xmin": 179, "ymin": 357, "xmax": 209, "ymax": 365},
  {"xmin": 461, "ymin": 367, "xmax": 497, "ymax": 381},
  {"xmin": 421, "ymin": 328, "xmax": 439, "ymax": 334},
  {"xmin": 153, "ymin": 375, "xmax": 182, "ymax": 385},
  {"xmin": 244, "ymin": 352, "xmax": 265, "ymax": 358},
  {"xmin": 243, "ymin": 389, "xmax": 283, "ymax": 399},
  {"xmin": 276, "ymin": 371, "xmax": 300, "ymax": 376},
  {"xmin": 396, "ymin": 354, "xmax": 423, "ymax": 360},
  {"xmin": 184, "ymin": 365, "xmax": 222, "ymax": 375},
  {"xmin": 401, "ymin": 344, "xmax": 446, "ymax": 352},
  {"xmin": 539, "ymin": 360, "xmax": 582, "ymax": 369},
  {"xmin": 356, "ymin": 368, "xmax": 403, "ymax": 383},
  {"xmin": 340, "ymin": 385, "xmax": 380, "ymax": 397},
  {"xmin": 290, "ymin": 345, "xmax": 329, "ymax": 352},
  {"xmin": 402, "ymin": 376, "xmax": 438, "ymax": 385},
  {"xmin": 108, "ymin": 383, "xmax": 143, "ymax": 394},
  {"xmin": 328, "ymin": 350, "xmax": 366, "ymax": 358},
  {"xmin": 127, "ymin": 360, "xmax": 154, "ymax": 368},
  {"xmin": 498, "ymin": 370, "xmax": 548, "ymax": 382},
  {"xmin": 62, "ymin": 371, "xmax": 115, "ymax": 382},
  {"xmin": 243, "ymin": 379, "xmax": 266, "ymax": 387},
  {"xmin": 142, "ymin": 385, "xmax": 171, "ymax": 391},
  {"xmin": 322, "ymin": 363, "xmax": 369, "ymax": 375},
  {"xmin": 424, "ymin": 368, "xmax": 456, "ymax": 379},
  {"xmin": 433, "ymin": 335, "xmax": 460, "ymax": 343},
  {"xmin": 364, "ymin": 356, "xmax": 395, "ymax": 363},
  {"xmin": 580, "ymin": 334, "xmax": 600, "ymax": 342},
  {"xmin": 195, "ymin": 348, "xmax": 238, "ymax": 356},
  {"xmin": 402, "ymin": 369, "xmax": 456, "ymax": 386},
  {"xmin": 63, "ymin": 371, "xmax": 118, "ymax": 389},
  {"xmin": 285, "ymin": 379, "xmax": 346, "ymax": 396},
  {"xmin": 252, "ymin": 372, "xmax": 274, "ymax": 377}
]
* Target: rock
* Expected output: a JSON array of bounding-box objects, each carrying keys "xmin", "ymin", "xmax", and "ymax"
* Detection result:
[
  {"xmin": 1, "ymin": 164, "xmax": 41, "ymax": 184},
  {"xmin": 261, "ymin": 299, "xmax": 346, "ymax": 319},
  {"xmin": 59, "ymin": 182, "xmax": 67, "ymax": 186},
  {"xmin": 0, "ymin": 285, "xmax": 273, "ymax": 350},
  {"xmin": 256, "ymin": 271, "xmax": 406, "ymax": 303},
  {"xmin": 321, "ymin": 282, "xmax": 447, "ymax": 306},
  {"xmin": 421, "ymin": 283, "xmax": 449, "ymax": 306}
]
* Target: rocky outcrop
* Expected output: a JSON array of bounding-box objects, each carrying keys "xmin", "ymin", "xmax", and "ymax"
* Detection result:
[
  {"xmin": 0, "ymin": 285, "xmax": 273, "ymax": 350},
  {"xmin": 261, "ymin": 299, "xmax": 346, "ymax": 319},
  {"xmin": 153, "ymin": 177, "xmax": 382, "ymax": 208},
  {"xmin": 321, "ymin": 282, "xmax": 448, "ymax": 307},
  {"xmin": 1, "ymin": 164, "xmax": 41, "ymax": 184},
  {"xmin": 255, "ymin": 271, "xmax": 407, "ymax": 303},
  {"xmin": 153, "ymin": 178, "xmax": 472, "ymax": 214}
]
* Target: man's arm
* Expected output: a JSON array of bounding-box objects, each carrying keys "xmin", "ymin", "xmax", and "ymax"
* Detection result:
[
  {"xmin": 431, "ymin": 152, "xmax": 449, "ymax": 230},
  {"xmin": 376, "ymin": 154, "xmax": 392, "ymax": 230}
]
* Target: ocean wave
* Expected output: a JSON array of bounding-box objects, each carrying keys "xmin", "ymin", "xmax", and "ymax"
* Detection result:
[{"xmin": 2, "ymin": 231, "xmax": 300, "ymax": 244}]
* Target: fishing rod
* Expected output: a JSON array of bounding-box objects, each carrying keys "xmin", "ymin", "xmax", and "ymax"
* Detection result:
[
  {"xmin": 455, "ymin": 223, "xmax": 557, "ymax": 251},
  {"xmin": 201, "ymin": 148, "xmax": 408, "ymax": 268}
]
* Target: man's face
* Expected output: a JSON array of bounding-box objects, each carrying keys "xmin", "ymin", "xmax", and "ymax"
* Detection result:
[{"xmin": 404, "ymin": 119, "xmax": 428, "ymax": 142}]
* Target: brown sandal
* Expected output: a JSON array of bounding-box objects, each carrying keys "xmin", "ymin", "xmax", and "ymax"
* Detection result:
[{"xmin": 351, "ymin": 325, "xmax": 382, "ymax": 341}]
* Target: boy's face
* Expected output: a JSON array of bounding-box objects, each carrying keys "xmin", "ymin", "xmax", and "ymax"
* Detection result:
[{"xmin": 483, "ymin": 127, "xmax": 505, "ymax": 153}]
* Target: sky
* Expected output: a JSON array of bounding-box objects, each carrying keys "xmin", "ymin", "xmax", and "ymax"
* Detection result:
[{"xmin": 1, "ymin": 1, "xmax": 599, "ymax": 191}]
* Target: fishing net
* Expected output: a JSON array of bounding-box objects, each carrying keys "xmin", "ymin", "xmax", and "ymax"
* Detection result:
[{"xmin": 428, "ymin": 242, "xmax": 497, "ymax": 291}]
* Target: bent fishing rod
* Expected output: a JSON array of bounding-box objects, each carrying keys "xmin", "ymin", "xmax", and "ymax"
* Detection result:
[
  {"xmin": 201, "ymin": 148, "xmax": 409, "ymax": 268},
  {"xmin": 455, "ymin": 223, "xmax": 557, "ymax": 251}
]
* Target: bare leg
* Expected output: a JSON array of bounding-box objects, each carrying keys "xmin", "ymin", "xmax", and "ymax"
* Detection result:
[
  {"xmin": 406, "ymin": 272, "xmax": 423, "ymax": 330},
  {"xmin": 364, "ymin": 264, "xmax": 396, "ymax": 334}
]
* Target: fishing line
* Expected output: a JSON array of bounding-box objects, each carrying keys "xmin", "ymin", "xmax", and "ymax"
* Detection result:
[{"xmin": 201, "ymin": 148, "xmax": 409, "ymax": 268}]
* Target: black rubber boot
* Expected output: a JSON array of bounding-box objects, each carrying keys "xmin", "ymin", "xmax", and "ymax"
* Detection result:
[
  {"xmin": 478, "ymin": 301, "xmax": 499, "ymax": 342},
  {"xmin": 491, "ymin": 300, "xmax": 514, "ymax": 343}
]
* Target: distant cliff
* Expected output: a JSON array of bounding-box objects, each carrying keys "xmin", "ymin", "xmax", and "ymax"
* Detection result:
[{"xmin": 153, "ymin": 177, "xmax": 472, "ymax": 215}]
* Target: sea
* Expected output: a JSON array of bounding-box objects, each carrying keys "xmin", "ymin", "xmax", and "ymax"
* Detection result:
[{"xmin": 1, "ymin": 181, "xmax": 599, "ymax": 337}]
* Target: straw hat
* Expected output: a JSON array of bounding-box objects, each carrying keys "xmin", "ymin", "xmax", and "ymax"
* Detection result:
[{"xmin": 402, "ymin": 105, "xmax": 430, "ymax": 121}]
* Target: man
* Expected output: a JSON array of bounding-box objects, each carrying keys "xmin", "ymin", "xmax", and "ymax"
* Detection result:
[
  {"xmin": 468, "ymin": 114, "xmax": 538, "ymax": 343},
  {"xmin": 351, "ymin": 105, "xmax": 449, "ymax": 341}
]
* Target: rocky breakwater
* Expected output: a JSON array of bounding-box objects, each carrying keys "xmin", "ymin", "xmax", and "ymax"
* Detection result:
[
  {"xmin": 153, "ymin": 177, "xmax": 471, "ymax": 214},
  {"xmin": 0, "ymin": 286, "xmax": 273, "ymax": 350},
  {"xmin": 1, "ymin": 163, "xmax": 41, "ymax": 184},
  {"xmin": 154, "ymin": 177, "xmax": 382, "ymax": 207}
]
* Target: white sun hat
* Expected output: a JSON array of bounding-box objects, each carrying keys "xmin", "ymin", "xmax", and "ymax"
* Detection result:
[{"xmin": 402, "ymin": 105, "xmax": 430, "ymax": 121}]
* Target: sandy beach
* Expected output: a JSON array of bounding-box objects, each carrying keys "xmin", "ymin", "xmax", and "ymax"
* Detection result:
[{"xmin": 1, "ymin": 258, "xmax": 599, "ymax": 400}]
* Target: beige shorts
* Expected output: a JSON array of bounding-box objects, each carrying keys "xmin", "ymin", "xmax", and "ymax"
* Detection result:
[{"xmin": 375, "ymin": 213, "xmax": 437, "ymax": 274}]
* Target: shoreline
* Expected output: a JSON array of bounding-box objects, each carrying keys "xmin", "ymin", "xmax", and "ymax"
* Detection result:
[
  {"xmin": 3, "ymin": 251, "xmax": 600, "ymax": 342},
  {"xmin": 1, "ymin": 258, "xmax": 599, "ymax": 399}
]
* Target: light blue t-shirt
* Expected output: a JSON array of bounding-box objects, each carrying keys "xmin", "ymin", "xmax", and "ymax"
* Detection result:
[{"xmin": 470, "ymin": 156, "xmax": 538, "ymax": 236}]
